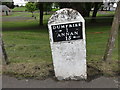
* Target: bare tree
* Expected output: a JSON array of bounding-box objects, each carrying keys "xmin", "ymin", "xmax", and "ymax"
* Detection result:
[{"xmin": 103, "ymin": 1, "xmax": 120, "ymax": 61}]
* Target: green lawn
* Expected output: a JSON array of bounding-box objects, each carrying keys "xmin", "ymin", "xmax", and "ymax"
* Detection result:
[
  {"xmin": 90, "ymin": 11, "xmax": 115, "ymax": 17},
  {"xmin": 2, "ymin": 12, "xmax": 51, "ymax": 28},
  {"xmin": 2, "ymin": 11, "xmax": 119, "ymax": 79},
  {"xmin": 12, "ymin": 7, "xmax": 26, "ymax": 12},
  {"xmin": 3, "ymin": 25, "xmax": 118, "ymax": 63},
  {"xmin": 3, "ymin": 12, "xmax": 40, "ymax": 18},
  {"xmin": 3, "ymin": 29, "xmax": 51, "ymax": 63}
]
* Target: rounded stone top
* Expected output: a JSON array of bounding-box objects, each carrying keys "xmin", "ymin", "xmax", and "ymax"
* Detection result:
[{"xmin": 48, "ymin": 8, "xmax": 84, "ymax": 24}]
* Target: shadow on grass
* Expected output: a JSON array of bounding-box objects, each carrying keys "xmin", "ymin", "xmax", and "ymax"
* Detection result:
[
  {"xmin": 2, "ymin": 17, "xmax": 114, "ymax": 32},
  {"xmin": 3, "ymin": 24, "xmax": 48, "ymax": 32}
]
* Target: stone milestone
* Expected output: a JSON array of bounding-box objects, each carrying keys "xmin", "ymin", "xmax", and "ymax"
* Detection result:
[{"xmin": 48, "ymin": 8, "xmax": 87, "ymax": 80}]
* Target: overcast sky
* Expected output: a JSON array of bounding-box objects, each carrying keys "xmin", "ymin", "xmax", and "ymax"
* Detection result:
[{"xmin": 13, "ymin": 0, "xmax": 27, "ymax": 6}]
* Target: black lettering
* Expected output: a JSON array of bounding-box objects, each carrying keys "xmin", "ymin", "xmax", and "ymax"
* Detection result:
[{"xmin": 52, "ymin": 22, "xmax": 83, "ymax": 42}]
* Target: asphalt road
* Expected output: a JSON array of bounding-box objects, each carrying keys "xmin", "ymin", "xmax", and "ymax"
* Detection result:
[{"xmin": 2, "ymin": 75, "xmax": 119, "ymax": 88}]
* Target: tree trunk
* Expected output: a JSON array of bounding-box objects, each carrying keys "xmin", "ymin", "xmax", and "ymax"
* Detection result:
[
  {"xmin": 85, "ymin": 3, "xmax": 93, "ymax": 17},
  {"xmin": 2, "ymin": 41, "xmax": 9, "ymax": 65},
  {"xmin": 92, "ymin": 3, "xmax": 99, "ymax": 17},
  {"xmin": 91, "ymin": 3, "xmax": 102, "ymax": 22},
  {"xmin": 32, "ymin": 12, "xmax": 34, "ymax": 17},
  {"xmin": 59, "ymin": 2, "xmax": 72, "ymax": 9},
  {"xmin": 72, "ymin": 3, "xmax": 86, "ymax": 17},
  {"xmin": 103, "ymin": 2, "xmax": 120, "ymax": 61},
  {"xmin": 45, "ymin": 11, "xmax": 48, "ymax": 15},
  {"xmin": 0, "ymin": 36, "xmax": 9, "ymax": 65},
  {"xmin": 39, "ymin": 2, "xmax": 44, "ymax": 26}
]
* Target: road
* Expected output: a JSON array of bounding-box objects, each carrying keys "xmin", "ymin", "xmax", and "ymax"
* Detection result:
[{"xmin": 2, "ymin": 75, "xmax": 119, "ymax": 88}]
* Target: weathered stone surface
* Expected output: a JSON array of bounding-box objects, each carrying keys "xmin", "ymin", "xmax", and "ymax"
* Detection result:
[
  {"xmin": 48, "ymin": 8, "xmax": 87, "ymax": 80},
  {"xmin": 48, "ymin": 8, "xmax": 83, "ymax": 24}
]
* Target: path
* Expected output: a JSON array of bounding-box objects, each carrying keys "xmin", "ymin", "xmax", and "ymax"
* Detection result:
[
  {"xmin": 2, "ymin": 75, "xmax": 119, "ymax": 88},
  {"xmin": 2, "ymin": 16, "xmax": 34, "ymax": 22}
]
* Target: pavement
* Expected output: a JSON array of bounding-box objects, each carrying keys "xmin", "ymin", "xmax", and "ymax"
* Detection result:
[{"xmin": 2, "ymin": 75, "xmax": 119, "ymax": 88}]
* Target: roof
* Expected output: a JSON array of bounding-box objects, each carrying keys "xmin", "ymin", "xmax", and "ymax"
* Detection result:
[{"xmin": 0, "ymin": 5, "xmax": 11, "ymax": 10}]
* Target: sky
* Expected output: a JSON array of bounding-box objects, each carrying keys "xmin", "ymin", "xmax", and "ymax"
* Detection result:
[
  {"xmin": 13, "ymin": 0, "xmax": 118, "ymax": 6},
  {"xmin": 13, "ymin": 0, "xmax": 28, "ymax": 6}
]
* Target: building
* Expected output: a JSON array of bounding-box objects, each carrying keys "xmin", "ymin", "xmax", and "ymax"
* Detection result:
[{"xmin": 0, "ymin": 5, "xmax": 12, "ymax": 16}]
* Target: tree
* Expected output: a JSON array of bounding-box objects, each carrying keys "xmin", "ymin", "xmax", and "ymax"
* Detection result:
[
  {"xmin": 27, "ymin": 2, "xmax": 52, "ymax": 26},
  {"xmin": 59, "ymin": 2, "xmax": 94, "ymax": 17},
  {"xmin": 53, "ymin": 2, "xmax": 60, "ymax": 9},
  {"xmin": 2, "ymin": 2, "xmax": 15, "ymax": 9},
  {"xmin": 59, "ymin": 2, "xmax": 72, "ymax": 9},
  {"xmin": 36, "ymin": 2, "xmax": 53, "ymax": 25},
  {"xmin": 103, "ymin": 1, "xmax": 120, "ymax": 61},
  {"xmin": 37, "ymin": 2, "xmax": 44, "ymax": 26},
  {"xmin": 91, "ymin": 2, "xmax": 103, "ymax": 22},
  {"xmin": 43, "ymin": 3, "xmax": 52, "ymax": 15},
  {"xmin": 24, "ymin": 1, "xmax": 43, "ymax": 25},
  {"xmin": 0, "ymin": 35, "xmax": 9, "ymax": 65},
  {"xmin": 25, "ymin": 2, "xmax": 37, "ymax": 17}
]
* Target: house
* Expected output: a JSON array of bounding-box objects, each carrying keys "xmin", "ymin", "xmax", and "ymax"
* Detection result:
[{"xmin": 0, "ymin": 5, "xmax": 12, "ymax": 16}]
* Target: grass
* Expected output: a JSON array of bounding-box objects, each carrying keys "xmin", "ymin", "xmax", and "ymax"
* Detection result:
[
  {"xmin": 3, "ymin": 12, "xmax": 39, "ymax": 18},
  {"xmin": 3, "ymin": 26, "xmax": 112, "ymax": 62},
  {"xmin": 51, "ymin": 8, "xmax": 60, "ymax": 11},
  {"xmin": 97, "ymin": 11, "xmax": 115, "ymax": 17},
  {"xmin": 90, "ymin": 11, "xmax": 115, "ymax": 17},
  {"xmin": 2, "ymin": 12, "xmax": 51, "ymax": 28},
  {"xmin": 3, "ymin": 29, "xmax": 51, "ymax": 63},
  {"xmin": 12, "ymin": 7, "xmax": 26, "ymax": 12},
  {"xmin": 2, "ymin": 11, "xmax": 119, "ymax": 79}
]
